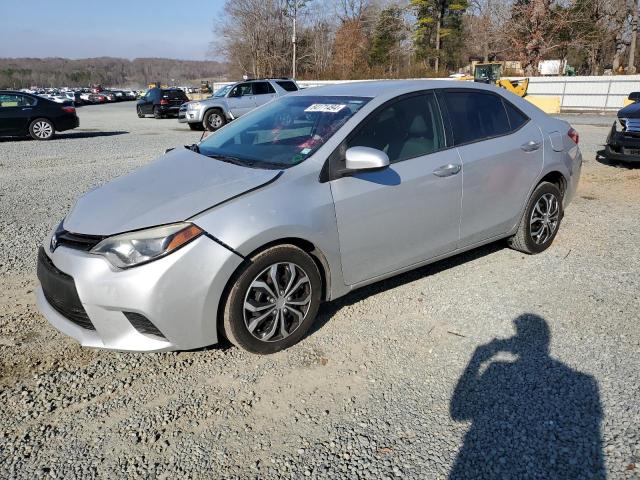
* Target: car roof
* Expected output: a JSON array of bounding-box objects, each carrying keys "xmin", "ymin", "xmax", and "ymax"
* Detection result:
[{"xmin": 290, "ymin": 79, "xmax": 497, "ymax": 98}]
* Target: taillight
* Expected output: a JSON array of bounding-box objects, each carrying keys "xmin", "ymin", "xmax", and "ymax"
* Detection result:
[
  {"xmin": 61, "ymin": 106, "xmax": 75, "ymax": 114},
  {"xmin": 568, "ymin": 127, "xmax": 579, "ymax": 144},
  {"xmin": 160, "ymin": 99, "xmax": 169, "ymax": 105}
]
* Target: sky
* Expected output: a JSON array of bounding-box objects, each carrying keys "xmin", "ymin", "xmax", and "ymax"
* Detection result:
[{"xmin": 0, "ymin": 0, "xmax": 226, "ymax": 61}]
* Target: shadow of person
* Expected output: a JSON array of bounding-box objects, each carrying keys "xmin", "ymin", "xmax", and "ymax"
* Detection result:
[{"xmin": 449, "ymin": 314, "xmax": 605, "ymax": 480}]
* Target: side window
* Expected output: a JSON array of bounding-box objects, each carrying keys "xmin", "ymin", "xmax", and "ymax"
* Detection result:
[
  {"xmin": 253, "ymin": 82, "xmax": 275, "ymax": 95},
  {"xmin": 504, "ymin": 100, "xmax": 529, "ymax": 130},
  {"xmin": 0, "ymin": 94, "xmax": 22, "ymax": 108},
  {"xmin": 346, "ymin": 93, "xmax": 445, "ymax": 163},
  {"xmin": 443, "ymin": 91, "xmax": 510, "ymax": 145},
  {"xmin": 276, "ymin": 80, "xmax": 298, "ymax": 92},
  {"xmin": 230, "ymin": 84, "xmax": 252, "ymax": 97}
]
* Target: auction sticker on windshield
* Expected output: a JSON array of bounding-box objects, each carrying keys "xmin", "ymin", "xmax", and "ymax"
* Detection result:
[{"xmin": 304, "ymin": 104, "xmax": 347, "ymax": 113}]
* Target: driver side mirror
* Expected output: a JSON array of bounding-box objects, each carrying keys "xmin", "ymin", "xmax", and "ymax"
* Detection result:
[
  {"xmin": 345, "ymin": 146, "xmax": 390, "ymax": 172},
  {"xmin": 628, "ymin": 91, "xmax": 640, "ymax": 103}
]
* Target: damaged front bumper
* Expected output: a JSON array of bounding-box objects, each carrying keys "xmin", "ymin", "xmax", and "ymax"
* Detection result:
[{"xmin": 599, "ymin": 121, "xmax": 640, "ymax": 163}]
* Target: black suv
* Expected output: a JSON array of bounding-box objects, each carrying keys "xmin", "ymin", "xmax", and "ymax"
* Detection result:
[
  {"xmin": 136, "ymin": 88, "xmax": 189, "ymax": 119},
  {"xmin": 0, "ymin": 91, "xmax": 79, "ymax": 140}
]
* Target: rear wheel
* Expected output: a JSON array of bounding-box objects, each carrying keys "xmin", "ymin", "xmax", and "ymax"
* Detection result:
[
  {"xmin": 153, "ymin": 106, "xmax": 163, "ymax": 119},
  {"xmin": 222, "ymin": 245, "xmax": 322, "ymax": 354},
  {"xmin": 204, "ymin": 109, "xmax": 226, "ymax": 131},
  {"xmin": 508, "ymin": 182, "xmax": 563, "ymax": 254},
  {"xmin": 136, "ymin": 106, "xmax": 144, "ymax": 118},
  {"xmin": 29, "ymin": 118, "xmax": 55, "ymax": 140}
]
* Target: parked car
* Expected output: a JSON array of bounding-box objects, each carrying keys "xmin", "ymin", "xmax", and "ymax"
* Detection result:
[
  {"xmin": 84, "ymin": 93, "xmax": 106, "ymax": 104},
  {"xmin": 137, "ymin": 87, "xmax": 189, "ymax": 119},
  {"xmin": 0, "ymin": 90, "xmax": 79, "ymax": 140},
  {"xmin": 36, "ymin": 80, "xmax": 581, "ymax": 354},
  {"xmin": 599, "ymin": 91, "xmax": 640, "ymax": 164},
  {"xmin": 178, "ymin": 78, "xmax": 299, "ymax": 131},
  {"xmin": 101, "ymin": 91, "xmax": 117, "ymax": 102}
]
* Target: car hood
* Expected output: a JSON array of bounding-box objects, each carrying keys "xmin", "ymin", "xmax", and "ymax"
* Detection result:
[
  {"xmin": 63, "ymin": 148, "xmax": 281, "ymax": 236},
  {"xmin": 618, "ymin": 102, "xmax": 640, "ymax": 119}
]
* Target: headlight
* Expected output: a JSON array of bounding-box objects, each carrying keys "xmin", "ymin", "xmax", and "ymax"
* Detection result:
[
  {"xmin": 187, "ymin": 102, "xmax": 201, "ymax": 110},
  {"xmin": 91, "ymin": 223, "xmax": 203, "ymax": 269}
]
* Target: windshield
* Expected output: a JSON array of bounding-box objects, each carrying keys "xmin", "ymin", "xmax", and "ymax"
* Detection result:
[
  {"xmin": 198, "ymin": 95, "xmax": 370, "ymax": 168},
  {"xmin": 213, "ymin": 84, "xmax": 233, "ymax": 97}
]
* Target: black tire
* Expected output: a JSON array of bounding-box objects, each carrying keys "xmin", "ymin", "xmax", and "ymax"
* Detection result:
[
  {"xmin": 508, "ymin": 181, "xmax": 563, "ymax": 254},
  {"xmin": 222, "ymin": 245, "xmax": 322, "ymax": 354},
  {"xmin": 188, "ymin": 122, "xmax": 204, "ymax": 131},
  {"xmin": 153, "ymin": 106, "xmax": 163, "ymax": 119},
  {"xmin": 137, "ymin": 106, "xmax": 144, "ymax": 118},
  {"xmin": 29, "ymin": 118, "xmax": 55, "ymax": 140},
  {"xmin": 203, "ymin": 109, "xmax": 226, "ymax": 131}
]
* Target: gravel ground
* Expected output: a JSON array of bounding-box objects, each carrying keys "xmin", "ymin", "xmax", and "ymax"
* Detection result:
[{"xmin": 0, "ymin": 102, "xmax": 639, "ymax": 479}]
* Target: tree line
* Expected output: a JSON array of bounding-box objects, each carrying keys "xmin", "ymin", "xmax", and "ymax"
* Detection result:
[
  {"xmin": 212, "ymin": 0, "xmax": 640, "ymax": 79},
  {"xmin": 0, "ymin": 57, "xmax": 227, "ymax": 89}
]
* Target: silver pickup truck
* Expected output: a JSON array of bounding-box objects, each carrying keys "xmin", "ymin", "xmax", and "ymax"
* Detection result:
[{"xmin": 178, "ymin": 78, "xmax": 299, "ymax": 131}]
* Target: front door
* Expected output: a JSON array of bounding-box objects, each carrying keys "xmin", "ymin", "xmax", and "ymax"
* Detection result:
[
  {"xmin": 329, "ymin": 92, "xmax": 462, "ymax": 285},
  {"xmin": 227, "ymin": 83, "xmax": 256, "ymax": 117}
]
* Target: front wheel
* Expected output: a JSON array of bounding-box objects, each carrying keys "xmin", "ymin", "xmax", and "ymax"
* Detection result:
[
  {"xmin": 508, "ymin": 182, "xmax": 563, "ymax": 254},
  {"xmin": 203, "ymin": 109, "xmax": 226, "ymax": 131},
  {"xmin": 29, "ymin": 118, "xmax": 55, "ymax": 140},
  {"xmin": 222, "ymin": 245, "xmax": 322, "ymax": 354},
  {"xmin": 136, "ymin": 106, "xmax": 144, "ymax": 118}
]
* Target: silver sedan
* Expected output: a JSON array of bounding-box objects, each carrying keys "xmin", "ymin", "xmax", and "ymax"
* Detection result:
[{"xmin": 36, "ymin": 80, "xmax": 581, "ymax": 354}]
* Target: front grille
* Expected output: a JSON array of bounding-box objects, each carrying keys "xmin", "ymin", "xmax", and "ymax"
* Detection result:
[
  {"xmin": 37, "ymin": 247, "xmax": 95, "ymax": 330},
  {"xmin": 123, "ymin": 312, "xmax": 166, "ymax": 339},
  {"xmin": 53, "ymin": 229, "xmax": 103, "ymax": 252},
  {"xmin": 622, "ymin": 118, "xmax": 640, "ymax": 134}
]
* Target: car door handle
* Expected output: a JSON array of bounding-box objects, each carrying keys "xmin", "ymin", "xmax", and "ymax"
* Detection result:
[
  {"xmin": 22, "ymin": 107, "xmax": 32, "ymax": 111},
  {"xmin": 521, "ymin": 140, "xmax": 541, "ymax": 152},
  {"xmin": 433, "ymin": 164, "xmax": 461, "ymax": 177}
]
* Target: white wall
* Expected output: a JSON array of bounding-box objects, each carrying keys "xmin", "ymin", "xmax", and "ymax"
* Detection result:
[{"xmin": 212, "ymin": 75, "xmax": 640, "ymax": 112}]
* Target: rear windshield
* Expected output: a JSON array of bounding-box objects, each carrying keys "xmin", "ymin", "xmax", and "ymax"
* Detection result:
[
  {"xmin": 276, "ymin": 81, "xmax": 298, "ymax": 92},
  {"xmin": 162, "ymin": 90, "xmax": 188, "ymax": 99}
]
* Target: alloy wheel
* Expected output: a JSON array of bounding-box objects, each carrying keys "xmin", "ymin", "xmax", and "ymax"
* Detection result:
[
  {"xmin": 243, "ymin": 262, "xmax": 312, "ymax": 342},
  {"xmin": 32, "ymin": 121, "xmax": 53, "ymax": 139},
  {"xmin": 530, "ymin": 193, "xmax": 559, "ymax": 244},
  {"xmin": 208, "ymin": 113, "xmax": 223, "ymax": 129}
]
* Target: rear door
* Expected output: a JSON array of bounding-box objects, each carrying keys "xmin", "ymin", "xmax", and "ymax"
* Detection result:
[
  {"xmin": 252, "ymin": 81, "xmax": 277, "ymax": 106},
  {"xmin": 227, "ymin": 83, "xmax": 256, "ymax": 117},
  {"xmin": 440, "ymin": 89, "xmax": 544, "ymax": 246}
]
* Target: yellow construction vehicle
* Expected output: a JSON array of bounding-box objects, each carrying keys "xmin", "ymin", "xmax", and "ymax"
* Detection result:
[{"xmin": 472, "ymin": 63, "xmax": 529, "ymax": 97}]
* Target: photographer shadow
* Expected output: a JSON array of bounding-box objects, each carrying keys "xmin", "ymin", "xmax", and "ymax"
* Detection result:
[{"xmin": 449, "ymin": 314, "xmax": 605, "ymax": 480}]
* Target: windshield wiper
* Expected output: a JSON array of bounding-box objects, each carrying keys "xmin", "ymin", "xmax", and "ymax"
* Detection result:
[{"xmin": 209, "ymin": 154, "xmax": 250, "ymax": 167}]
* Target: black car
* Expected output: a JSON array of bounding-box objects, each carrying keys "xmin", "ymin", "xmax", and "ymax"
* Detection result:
[
  {"xmin": 0, "ymin": 91, "xmax": 79, "ymax": 140},
  {"xmin": 137, "ymin": 88, "xmax": 189, "ymax": 119},
  {"xmin": 600, "ymin": 92, "xmax": 640, "ymax": 164}
]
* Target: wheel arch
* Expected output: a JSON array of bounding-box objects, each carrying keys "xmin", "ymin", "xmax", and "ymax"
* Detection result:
[
  {"xmin": 203, "ymin": 105, "xmax": 227, "ymax": 119},
  {"xmin": 215, "ymin": 237, "xmax": 332, "ymax": 342},
  {"xmin": 538, "ymin": 170, "xmax": 567, "ymax": 196}
]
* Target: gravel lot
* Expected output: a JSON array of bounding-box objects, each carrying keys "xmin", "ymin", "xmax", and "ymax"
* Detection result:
[{"xmin": 0, "ymin": 102, "xmax": 639, "ymax": 479}]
